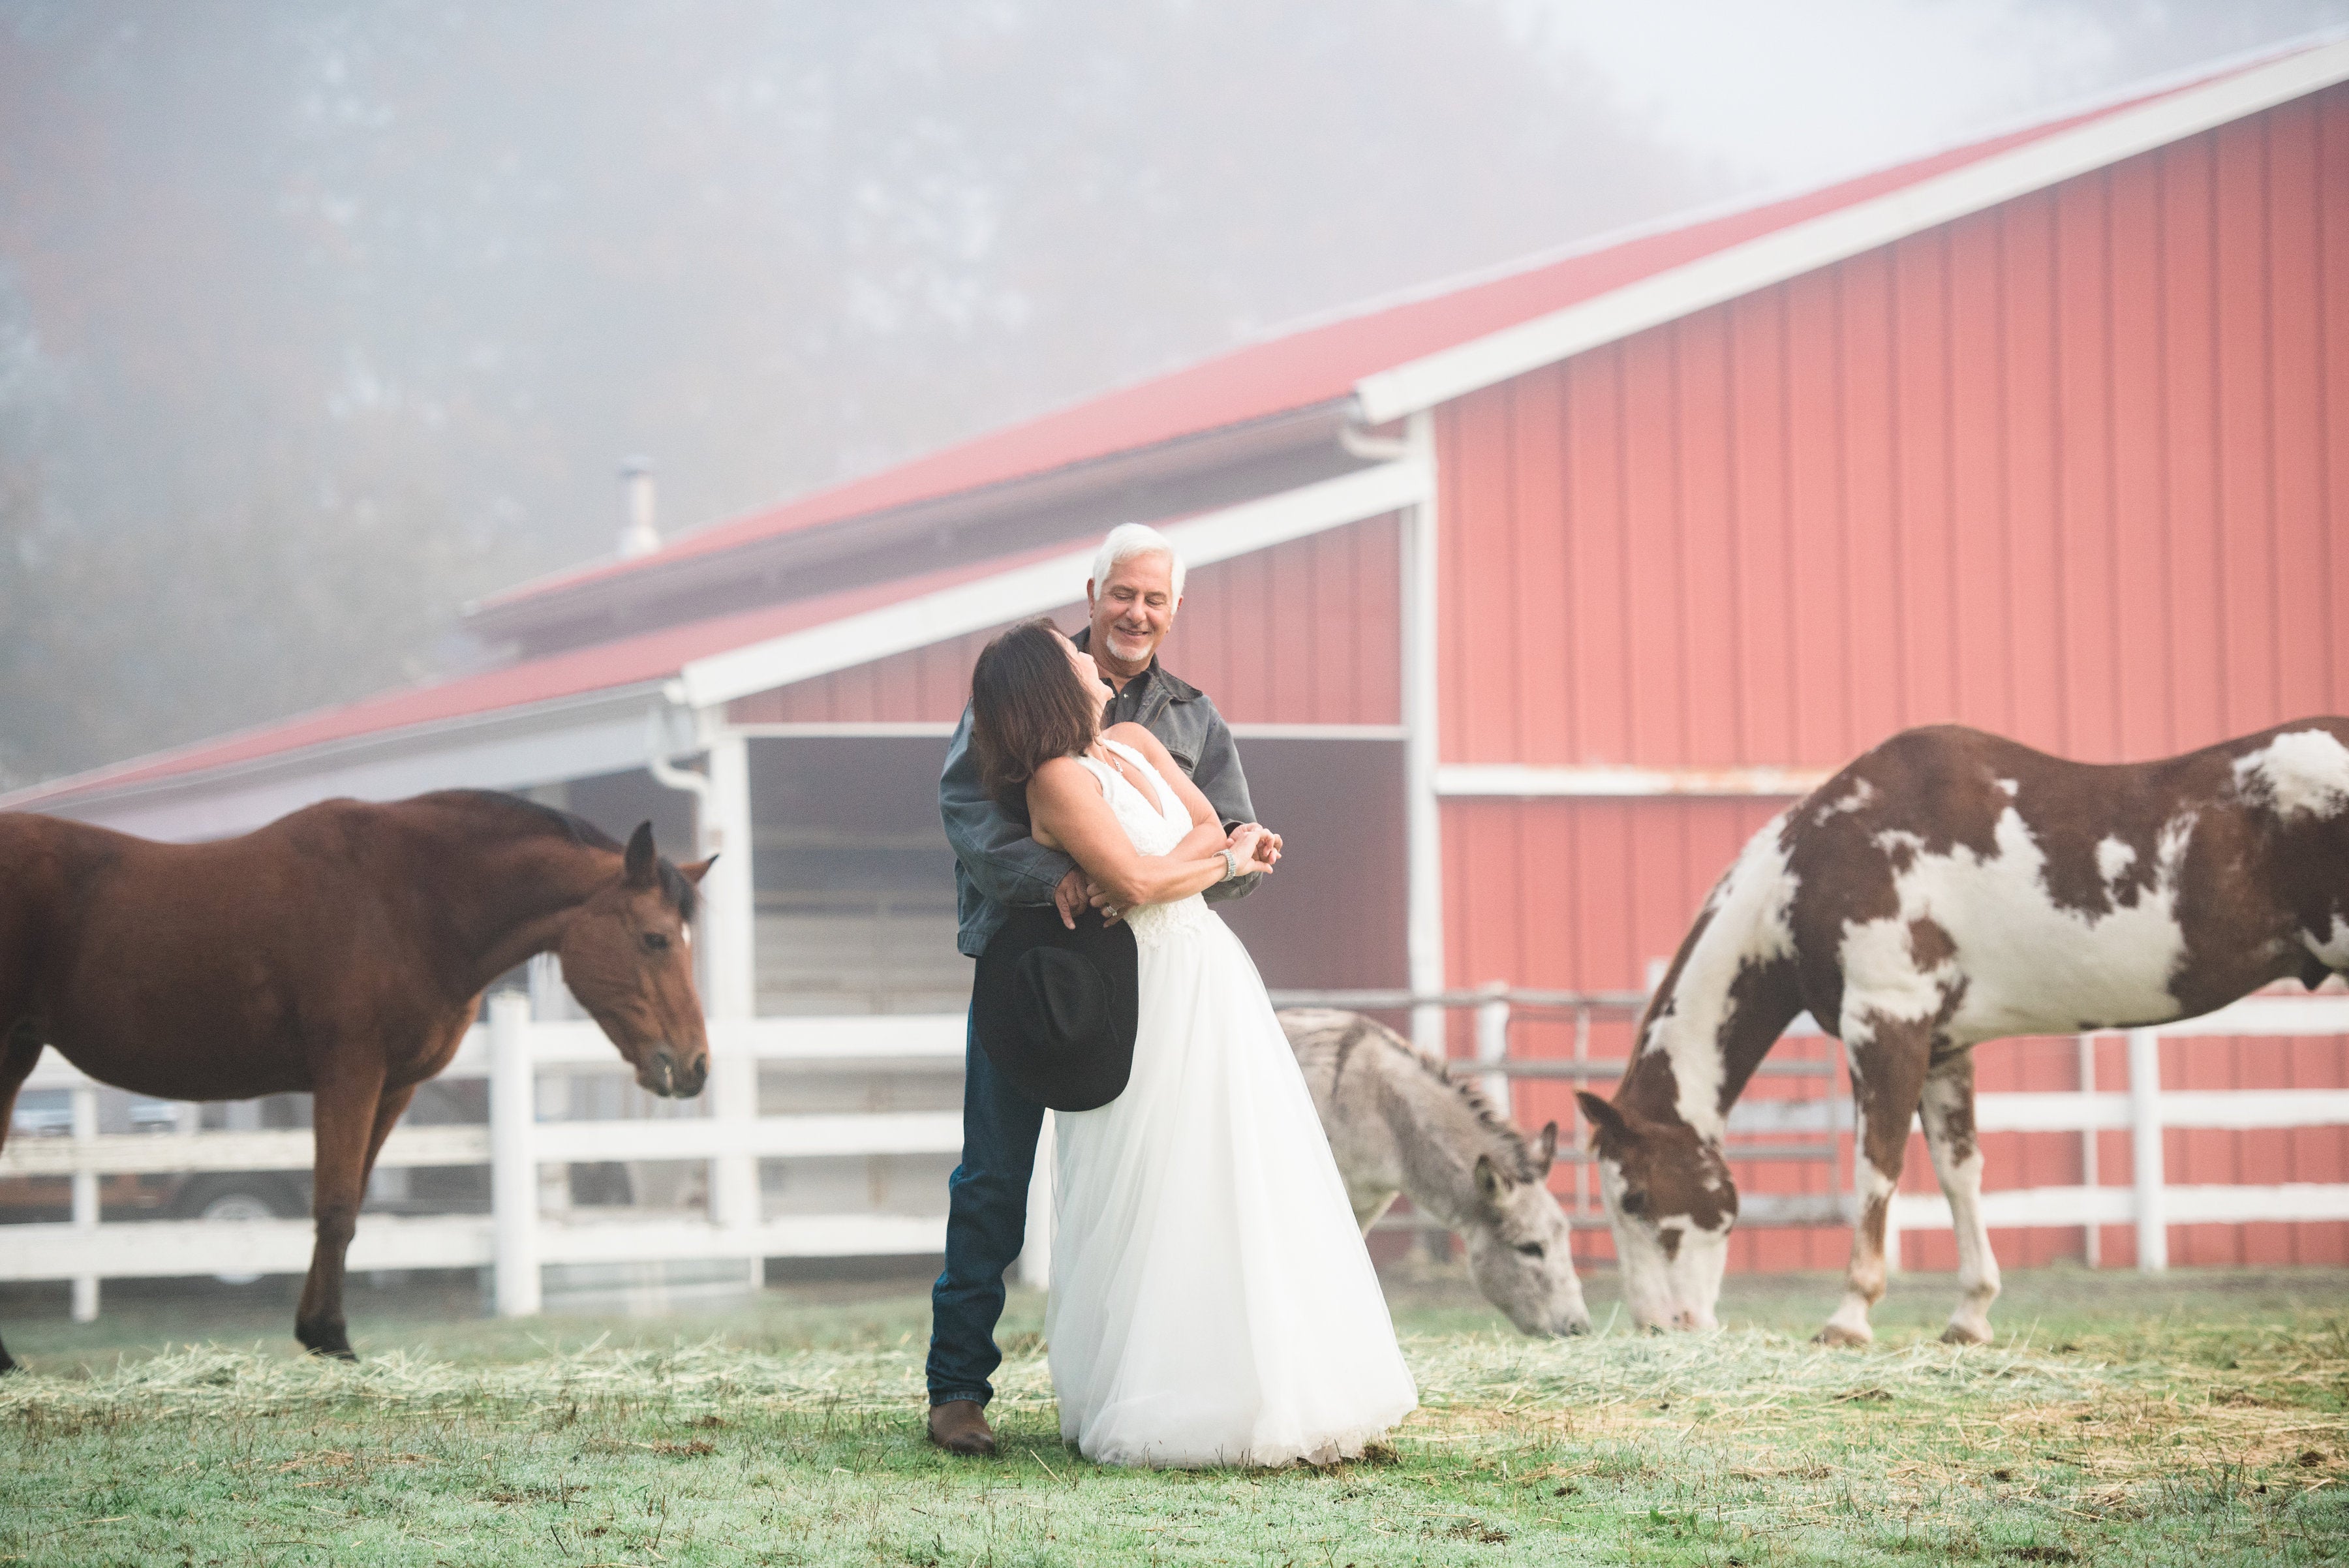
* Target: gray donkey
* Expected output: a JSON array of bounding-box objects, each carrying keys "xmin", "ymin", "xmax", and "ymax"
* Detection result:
[{"xmin": 1281, "ymin": 1008, "xmax": 1591, "ymax": 1336}]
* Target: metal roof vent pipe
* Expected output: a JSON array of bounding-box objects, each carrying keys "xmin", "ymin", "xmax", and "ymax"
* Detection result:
[{"xmin": 617, "ymin": 455, "xmax": 660, "ymax": 559}]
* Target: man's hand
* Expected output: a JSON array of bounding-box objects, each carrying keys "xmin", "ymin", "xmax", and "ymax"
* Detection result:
[
  {"xmin": 1052, "ymin": 867, "xmax": 1090, "ymax": 930},
  {"xmin": 1227, "ymin": 822, "xmax": 1282, "ymax": 870}
]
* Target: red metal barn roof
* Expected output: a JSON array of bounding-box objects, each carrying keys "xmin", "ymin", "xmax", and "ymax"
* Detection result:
[
  {"xmin": 480, "ymin": 46, "xmax": 2323, "ymax": 617},
  {"xmin": 0, "ymin": 467, "xmax": 1412, "ymax": 817},
  {"xmin": 0, "ymin": 551, "xmax": 1047, "ymax": 807}
]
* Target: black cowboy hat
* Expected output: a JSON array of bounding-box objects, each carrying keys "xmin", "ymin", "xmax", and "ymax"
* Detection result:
[{"xmin": 972, "ymin": 903, "xmax": 1139, "ymax": 1113}]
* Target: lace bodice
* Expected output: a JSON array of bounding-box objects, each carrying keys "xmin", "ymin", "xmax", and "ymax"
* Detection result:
[{"xmin": 1074, "ymin": 737, "xmax": 1212, "ymax": 947}]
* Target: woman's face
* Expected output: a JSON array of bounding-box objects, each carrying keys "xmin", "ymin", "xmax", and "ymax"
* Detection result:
[{"xmin": 1055, "ymin": 629, "xmax": 1114, "ymax": 721}]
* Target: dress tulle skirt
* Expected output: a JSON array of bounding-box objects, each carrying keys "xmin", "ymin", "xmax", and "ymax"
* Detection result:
[{"xmin": 1045, "ymin": 897, "xmax": 1419, "ymax": 1468}]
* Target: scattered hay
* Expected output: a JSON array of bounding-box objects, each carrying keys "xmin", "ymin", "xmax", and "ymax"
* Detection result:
[{"xmin": 0, "ymin": 1336, "xmax": 1005, "ymax": 1421}]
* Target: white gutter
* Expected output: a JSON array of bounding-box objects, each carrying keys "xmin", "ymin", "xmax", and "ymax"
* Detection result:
[
  {"xmin": 1400, "ymin": 412, "xmax": 1445, "ymax": 1056},
  {"xmin": 1354, "ymin": 39, "xmax": 2349, "ymax": 425}
]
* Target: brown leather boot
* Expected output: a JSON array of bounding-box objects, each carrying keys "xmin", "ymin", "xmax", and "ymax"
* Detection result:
[{"xmin": 927, "ymin": 1398, "xmax": 997, "ymax": 1456}]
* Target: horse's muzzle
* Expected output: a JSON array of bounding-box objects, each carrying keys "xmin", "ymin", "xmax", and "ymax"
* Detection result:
[{"xmin": 643, "ymin": 1047, "xmax": 709, "ymax": 1098}]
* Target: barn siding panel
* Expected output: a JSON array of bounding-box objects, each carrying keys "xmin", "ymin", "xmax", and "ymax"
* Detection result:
[
  {"xmin": 1438, "ymin": 89, "xmax": 2349, "ymax": 1274},
  {"xmin": 2053, "ymin": 174, "xmax": 2122, "ymax": 760},
  {"xmin": 2326, "ymin": 91, "xmax": 2349, "ymax": 715},
  {"xmin": 1437, "ymin": 92, "xmax": 2349, "ymax": 768}
]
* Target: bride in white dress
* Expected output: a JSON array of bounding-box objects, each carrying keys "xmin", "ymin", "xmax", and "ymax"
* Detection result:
[{"xmin": 970, "ymin": 619, "xmax": 1417, "ymax": 1468}]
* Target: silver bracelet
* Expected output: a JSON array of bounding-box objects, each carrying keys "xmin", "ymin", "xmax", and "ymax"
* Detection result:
[{"xmin": 1218, "ymin": 849, "xmax": 1238, "ymax": 883}]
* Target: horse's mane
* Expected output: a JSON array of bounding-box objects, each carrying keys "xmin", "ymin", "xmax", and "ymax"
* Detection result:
[
  {"xmin": 427, "ymin": 791, "xmax": 699, "ymax": 919},
  {"xmin": 1415, "ymin": 1049, "xmax": 1547, "ymax": 1182},
  {"xmin": 452, "ymin": 790, "xmax": 625, "ymax": 852},
  {"xmin": 1312, "ymin": 1012, "xmax": 1544, "ymax": 1182}
]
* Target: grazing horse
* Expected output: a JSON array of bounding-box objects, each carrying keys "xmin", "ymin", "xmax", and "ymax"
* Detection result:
[
  {"xmin": 1576, "ymin": 719, "xmax": 2349, "ymax": 1345},
  {"xmin": 0, "ymin": 791, "xmax": 713, "ymax": 1371},
  {"xmin": 1282, "ymin": 1008, "xmax": 1589, "ymax": 1336}
]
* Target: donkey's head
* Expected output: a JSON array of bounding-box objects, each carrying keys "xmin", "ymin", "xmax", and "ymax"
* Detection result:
[
  {"xmin": 559, "ymin": 822, "xmax": 714, "ymax": 1098},
  {"xmin": 1463, "ymin": 1122, "xmax": 1591, "ymax": 1336},
  {"xmin": 1576, "ymin": 1091, "xmax": 1736, "ymax": 1330}
]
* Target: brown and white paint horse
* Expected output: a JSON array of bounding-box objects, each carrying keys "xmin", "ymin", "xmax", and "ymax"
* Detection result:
[{"xmin": 1577, "ymin": 719, "xmax": 2349, "ymax": 1345}]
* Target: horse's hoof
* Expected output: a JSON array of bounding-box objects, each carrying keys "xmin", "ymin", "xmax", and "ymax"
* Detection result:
[
  {"xmin": 1939, "ymin": 1321, "xmax": 1993, "ymax": 1346},
  {"xmin": 296, "ymin": 1321, "xmax": 356, "ymax": 1360},
  {"xmin": 1813, "ymin": 1323, "xmax": 1872, "ymax": 1348}
]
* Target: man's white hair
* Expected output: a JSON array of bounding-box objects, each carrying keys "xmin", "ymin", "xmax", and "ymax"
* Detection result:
[{"xmin": 1090, "ymin": 522, "xmax": 1186, "ymax": 599}]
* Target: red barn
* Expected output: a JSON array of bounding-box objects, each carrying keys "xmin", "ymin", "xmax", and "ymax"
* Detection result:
[{"xmin": 12, "ymin": 40, "xmax": 2348, "ymax": 1276}]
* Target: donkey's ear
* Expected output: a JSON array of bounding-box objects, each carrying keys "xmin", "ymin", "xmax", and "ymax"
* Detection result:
[
  {"xmin": 1533, "ymin": 1120, "xmax": 1559, "ymax": 1176},
  {"xmin": 1473, "ymin": 1153, "xmax": 1509, "ymax": 1207},
  {"xmin": 676, "ymin": 855, "xmax": 717, "ymax": 885},
  {"xmin": 624, "ymin": 822, "xmax": 658, "ymax": 887},
  {"xmin": 1576, "ymin": 1092, "xmax": 1631, "ymax": 1146}
]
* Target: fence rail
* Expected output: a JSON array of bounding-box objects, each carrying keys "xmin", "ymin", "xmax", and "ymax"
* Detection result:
[
  {"xmin": 8, "ymin": 991, "xmax": 2349, "ymax": 1319},
  {"xmin": 4, "ymin": 998, "xmax": 975, "ymax": 1322}
]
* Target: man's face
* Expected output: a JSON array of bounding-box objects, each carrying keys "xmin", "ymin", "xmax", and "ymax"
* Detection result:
[{"xmin": 1087, "ymin": 551, "xmax": 1180, "ymax": 677}]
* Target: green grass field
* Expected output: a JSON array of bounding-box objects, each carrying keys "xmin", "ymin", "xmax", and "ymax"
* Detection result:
[{"xmin": 2, "ymin": 1263, "xmax": 2344, "ymax": 1566}]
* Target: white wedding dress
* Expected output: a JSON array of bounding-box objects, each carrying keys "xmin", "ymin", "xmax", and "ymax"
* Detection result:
[{"xmin": 1045, "ymin": 737, "xmax": 1418, "ymax": 1468}]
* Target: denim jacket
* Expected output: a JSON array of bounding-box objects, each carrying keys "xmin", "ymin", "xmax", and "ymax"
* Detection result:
[{"xmin": 941, "ymin": 632, "xmax": 1260, "ymax": 957}]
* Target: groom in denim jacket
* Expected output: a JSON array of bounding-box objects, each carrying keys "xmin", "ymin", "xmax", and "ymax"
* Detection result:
[{"xmin": 927, "ymin": 523, "xmax": 1272, "ymax": 1455}]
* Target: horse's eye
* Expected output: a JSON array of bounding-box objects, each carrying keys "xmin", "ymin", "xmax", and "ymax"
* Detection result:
[
  {"xmin": 642, "ymin": 932, "xmax": 671, "ymax": 953},
  {"xmin": 1620, "ymin": 1190, "xmax": 1648, "ymax": 1217},
  {"xmin": 1514, "ymin": 1242, "xmax": 1544, "ymax": 1259}
]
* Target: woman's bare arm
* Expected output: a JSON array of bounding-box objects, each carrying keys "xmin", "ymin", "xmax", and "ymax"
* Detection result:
[{"xmin": 1027, "ymin": 754, "xmax": 1267, "ymax": 909}]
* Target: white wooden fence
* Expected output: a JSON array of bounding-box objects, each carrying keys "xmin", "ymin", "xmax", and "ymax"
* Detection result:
[
  {"xmin": 9, "ymin": 991, "xmax": 2348, "ymax": 1323},
  {"xmin": 2, "ymin": 994, "xmax": 977, "ymax": 1322},
  {"xmin": 1883, "ymin": 994, "xmax": 2349, "ymax": 1268}
]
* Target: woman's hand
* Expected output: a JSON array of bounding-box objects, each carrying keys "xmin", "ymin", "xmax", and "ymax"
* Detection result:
[
  {"xmin": 1227, "ymin": 822, "xmax": 1281, "ymax": 870},
  {"xmin": 1226, "ymin": 824, "xmax": 1276, "ymax": 874}
]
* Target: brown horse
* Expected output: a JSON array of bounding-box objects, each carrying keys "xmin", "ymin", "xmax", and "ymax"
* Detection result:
[
  {"xmin": 0, "ymin": 790, "xmax": 713, "ymax": 1370},
  {"xmin": 1576, "ymin": 719, "xmax": 2349, "ymax": 1345}
]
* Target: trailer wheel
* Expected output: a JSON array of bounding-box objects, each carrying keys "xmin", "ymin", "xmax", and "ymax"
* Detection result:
[{"xmin": 169, "ymin": 1175, "xmax": 303, "ymax": 1285}]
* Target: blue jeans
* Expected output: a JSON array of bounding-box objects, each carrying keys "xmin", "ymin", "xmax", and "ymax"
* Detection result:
[{"xmin": 926, "ymin": 1008, "xmax": 1045, "ymax": 1407}]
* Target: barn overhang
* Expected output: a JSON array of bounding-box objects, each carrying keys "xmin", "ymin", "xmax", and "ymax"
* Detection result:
[
  {"xmin": 3, "ymin": 457, "xmax": 1427, "ymax": 840},
  {"xmin": 8, "ymin": 683, "xmax": 684, "ymax": 843}
]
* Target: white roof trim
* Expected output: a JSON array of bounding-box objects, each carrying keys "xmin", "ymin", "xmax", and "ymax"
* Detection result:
[
  {"xmin": 1355, "ymin": 40, "xmax": 2349, "ymax": 424},
  {"xmin": 12, "ymin": 682, "xmax": 677, "ymax": 840},
  {"xmin": 675, "ymin": 459, "xmax": 1428, "ymax": 711}
]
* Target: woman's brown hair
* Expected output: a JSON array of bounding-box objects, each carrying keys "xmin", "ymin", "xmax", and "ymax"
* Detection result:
[{"xmin": 970, "ymin": 618, "xmax": 1101, "ymax": 806}]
